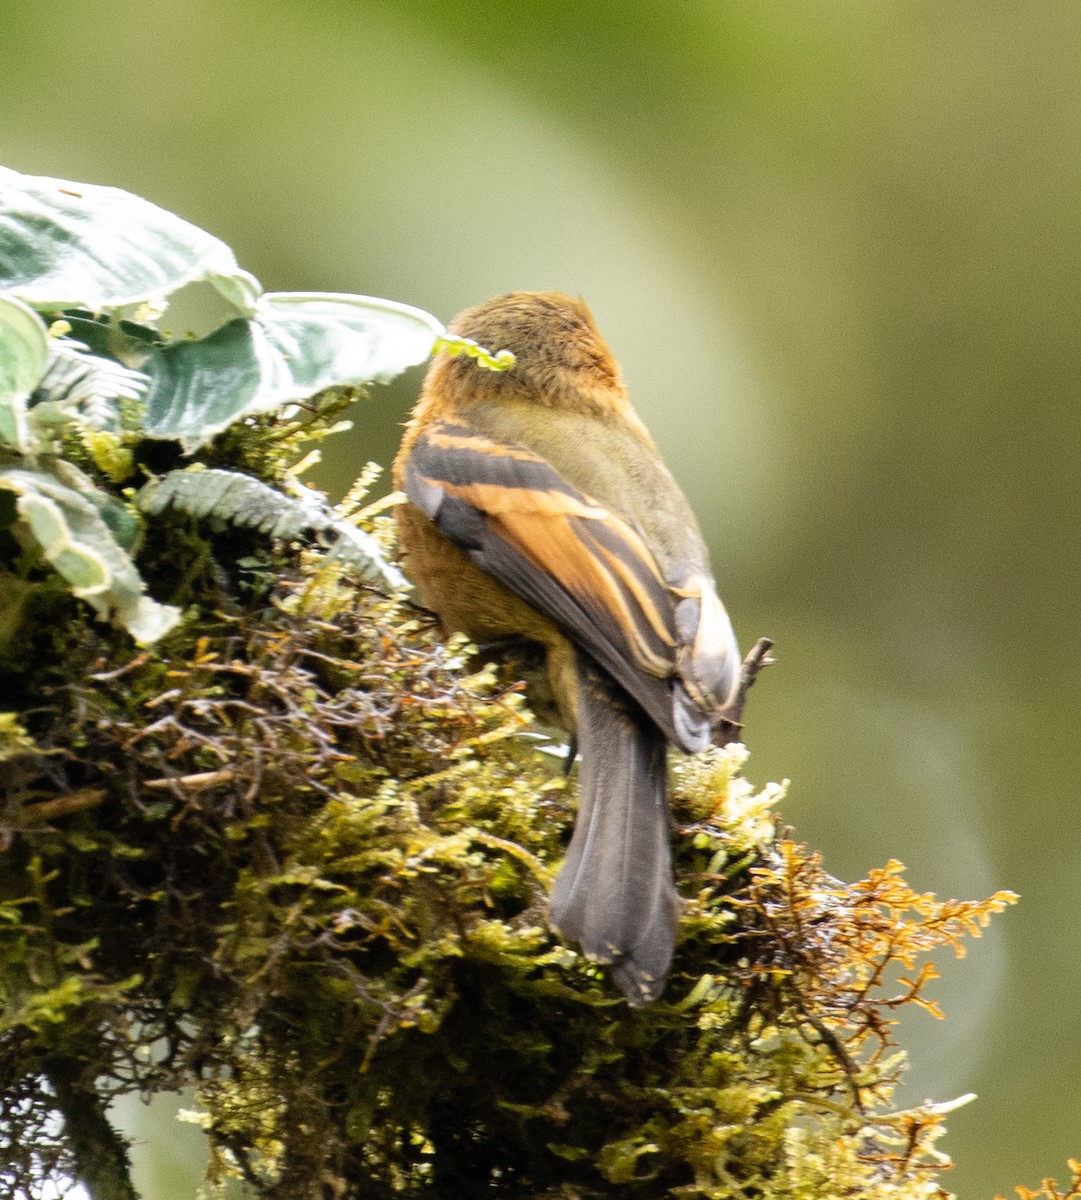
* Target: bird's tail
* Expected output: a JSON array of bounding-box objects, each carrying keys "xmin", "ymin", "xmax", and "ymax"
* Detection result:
[{"xmin": 548, "ymin": 656, "xmax": 680, "ymax": 1005}]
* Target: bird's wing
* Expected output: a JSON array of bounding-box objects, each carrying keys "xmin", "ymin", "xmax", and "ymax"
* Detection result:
[{"xmin": 402, "ymin": 417, "xmax": 729, "ymax": 749}]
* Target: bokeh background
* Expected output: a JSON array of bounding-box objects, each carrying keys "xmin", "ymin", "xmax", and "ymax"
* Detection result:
[{"xmin": 3, "ymin": 2, "xmax": 1079, "ymax": 1195}]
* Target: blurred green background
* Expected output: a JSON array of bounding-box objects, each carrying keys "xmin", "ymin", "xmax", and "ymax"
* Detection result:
[{"xmin": 3, "ymin": 1, "xmax": 1078, "ymax": 1195}]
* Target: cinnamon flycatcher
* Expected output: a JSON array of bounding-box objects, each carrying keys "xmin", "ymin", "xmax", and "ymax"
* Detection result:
[{"xmin": 393, "ymin": 291, "xmax": 740, "ymax": 1003}]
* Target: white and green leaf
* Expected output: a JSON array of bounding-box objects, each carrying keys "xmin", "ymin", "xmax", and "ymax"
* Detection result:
[
  {"xmin": 141, "ymin": 292, "xmax": 444, "ymax": 450},
  {"xmin": 0, "ymin": 293, "xmax": 48, "ymax": 453},
  {"xmin": 0, "ymin": 166, "xmax": 260, "ymax": 314},
  {"xmin": 0, "ymin": 464, "xmax": 180, "ymax": 644},
  {"xmin": 0, "ymin": 168, "xmax": 460, "ymax": 452},
  {"xmin": 36, "ymin": 338, "xmax": 149, "ymax": 430}
]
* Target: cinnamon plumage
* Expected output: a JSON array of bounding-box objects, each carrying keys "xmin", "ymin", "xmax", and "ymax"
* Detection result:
[{"xmin": 393, "ymin": 291, "xmax": 740, "ymax": 1003}]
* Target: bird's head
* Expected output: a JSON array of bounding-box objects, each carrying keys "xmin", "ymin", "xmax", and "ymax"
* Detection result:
[{"xmin": 426, "ymin": 291, "xmax": 629, "ymax": 416}]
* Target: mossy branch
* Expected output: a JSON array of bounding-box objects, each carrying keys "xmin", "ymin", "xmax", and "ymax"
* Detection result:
[
  {"xmin": 42, "ymin": 1054, "xmax": 139, "ymax": 1200},
  {"xmin": 0, "ymin": 336, "xmax": 1024, "ymax": 1199},
  {"xmin": 0, "ymin": 536, "xmax": 1019, "ymax": 1196}
]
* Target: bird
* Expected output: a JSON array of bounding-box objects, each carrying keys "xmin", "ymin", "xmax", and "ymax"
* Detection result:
[{"xmin": 392, "ymin": 291, "xmax": 741, "ymax": 1004}]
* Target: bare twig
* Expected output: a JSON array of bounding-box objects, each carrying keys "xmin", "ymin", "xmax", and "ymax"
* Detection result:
[
  {"xmin": 17, "ymin": 788, "xmax": 107, "ymax": 825},
  {"xmin": 714, "ymin": 636, "xmax": 775, "ymax": 747}
]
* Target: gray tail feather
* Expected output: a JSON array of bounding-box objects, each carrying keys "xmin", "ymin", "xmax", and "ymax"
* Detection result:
[{"xmin": 548, "ymin": 657, "xmax": 680, "ymax": 1005}]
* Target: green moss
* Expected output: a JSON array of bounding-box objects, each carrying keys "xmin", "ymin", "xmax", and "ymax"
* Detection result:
[{"xmin": 0, "ymin": 399, "xmax": 1016, "ymax": 1199}]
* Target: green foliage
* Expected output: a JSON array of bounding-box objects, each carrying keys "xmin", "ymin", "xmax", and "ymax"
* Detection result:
[
  {"xmin": 0, "ymin": 164, "xmax": 260, "ymax": 312},
  {"xmin": 137, "ymin": 466, "xmax": 405, "ymax": 590},
  {"xmin": 0, "ymin": 166, "xmax": 446, "ymax": 642},
  {"xmin": 138, "ymin": 292, "xmax": 443, "ymax": 451},
  {"xmin": 0, "ymin": 294, "xmax": 48, "ymax": 451},
  {"xmin": 0, "ymin": 459, "xmax": 178, "ymax": 644}
]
